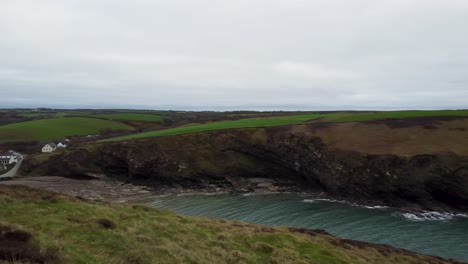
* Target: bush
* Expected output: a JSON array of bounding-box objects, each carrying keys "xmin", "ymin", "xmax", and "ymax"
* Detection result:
[
  {"xmin": 0, "ymin": 225, "xmax": 60, "ymax": 263},
  {"xmin": 97, "ymin": 218, "xmax": 117, "ymax": 229}
]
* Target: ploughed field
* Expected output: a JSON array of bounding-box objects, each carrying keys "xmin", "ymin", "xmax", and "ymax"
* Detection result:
[{"xmin": 0, "ymin": 184, "xmax": 462, "ymax": 264}]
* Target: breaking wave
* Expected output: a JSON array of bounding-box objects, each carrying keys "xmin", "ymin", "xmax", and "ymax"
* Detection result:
[
  {"xmin": 303, "ymin": 198, "xmax": 389, "ymax": 210},
  {"xmin": 398, "ymin": 211, "xmax": 468, "ymax": 222}
]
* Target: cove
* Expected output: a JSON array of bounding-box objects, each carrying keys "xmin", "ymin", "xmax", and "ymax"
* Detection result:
[{"xmin": 135, "ymin": 193, "xmax": 468, "ymax": 262}]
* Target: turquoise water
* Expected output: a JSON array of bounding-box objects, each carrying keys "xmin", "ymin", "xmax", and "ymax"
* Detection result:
[{"xmin": 137, "ymin": 194, "xmax": 468, "ymax": 261}]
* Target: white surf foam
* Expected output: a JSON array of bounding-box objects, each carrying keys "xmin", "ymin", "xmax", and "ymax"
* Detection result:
[
  {"xmin": 302, "ymin": 198, "xmax": 388, "ymax": 209},
  {"xmin": 398, "ymin": 211, "xmax": 468, "ymax": 222}
]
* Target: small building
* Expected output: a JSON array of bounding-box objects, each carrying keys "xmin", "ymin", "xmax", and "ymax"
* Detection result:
[
  {"xmin": 0, "ymin": 156, "xmax": 14, "ymax": 165},
  {"xmin": 57, "ymin": 142, "xmax": 67, "ymax": 148},
  {"xmin": 0, "ymin": 151, "xmax": 24, "ymax": 177},
  {"xmin": 42, "ymin": 143, "xmax": 57, "ymax": 153},
  {"xmin": 0, "ymin": 152, "xmax": 19, "ymax": 165}
]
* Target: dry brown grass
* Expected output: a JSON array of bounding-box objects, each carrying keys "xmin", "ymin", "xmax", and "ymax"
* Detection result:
[{"xmin": 303, "ymin": 119, "xmax": 468, "ymax": 157}]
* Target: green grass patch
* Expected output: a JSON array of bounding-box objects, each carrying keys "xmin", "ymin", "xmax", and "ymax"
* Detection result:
[
  {"xmin": 0, "ymin": 117, "xmax": 134, "ymax": 143},
  {"xmin": 328, "ymin": 110, "xmax": 468, "ymax": 122},
  {"xmin": 0, "ymin": 185, "xmax": 440, "ymax": 264},
  {"xmin": 103, "ymin": 110, "xmax": 468, "ymax": 142},
  {"xmin": 95, "ymin": 113, "xmax": 164, "ymax": 122},
  {"xmin": 17, "ymin": 111, "xmax": 90, "ymax": 118},
  {"xmin": 104, "ymin": 113, "xmax": 331, "ymax": 142},
  {"xmin": 17, "ymin": 112, "xmax": 54, "ymax": 118}
]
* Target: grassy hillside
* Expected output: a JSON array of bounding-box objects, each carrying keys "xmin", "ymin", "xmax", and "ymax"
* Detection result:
[
  {"xmin": 16, "ymin": 111, "xmax": 88, "ymax": 118},
  {"xmin": 96, "ymin": 113, "xmax": 164, "ymax": 122},
  {"xmin": 0, "ymin": 117, "xmax": 134, "ymax": 143},
  {"xmin": 104, "ymin": 113, "xmax": 331, "ymax": 142},
  {"xmin": 328, "ymin": 110, "xmax": 468, "ymax": 122},
  {"xmin": 104, "ymin": 110, "xmax": 468, "ymax": 142},
  {"xmin": 0, "ymin": 185, "xmax": 457, "ymax": 264}
]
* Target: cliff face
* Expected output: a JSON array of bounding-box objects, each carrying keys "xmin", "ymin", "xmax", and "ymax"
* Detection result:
[{"xmin": 23, "ymin": 126, "xmax": 468, "ymax": 212}]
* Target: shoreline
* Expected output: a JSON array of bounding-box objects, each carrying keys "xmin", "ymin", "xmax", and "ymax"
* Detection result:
[
  {"xmin": 123, "ymin": 181, "xmax": 468, "ymax": 222},
  {"xmin": 141, "ymin": 188, "xmax": 468, "ymax": 222},
  {"xmin": 2, "ymin": 175, "xmax": 467, "ymax": 220}
]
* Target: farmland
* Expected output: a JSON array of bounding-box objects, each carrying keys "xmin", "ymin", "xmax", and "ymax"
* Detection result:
[
  {"xmin": 3, "ymin": 109, "xmax": 468, "ymax": 144},
  {"xmin": 104, "ymin": 110, "xmax": 468, "ymax": 142},
  {"xmin": 104, "ymin": 113, "xmax": 331, "ymax": 141},
  {"xmin": 95, "ymin": 113, "xmax": 164, "ymax": 122},
  {"xmin": 327, "ymin": 110, "xmax": 468, "ymax": 122},
  {"xmin": 0, "ymin": 117, "xmax": 134, "ymax": 143}
]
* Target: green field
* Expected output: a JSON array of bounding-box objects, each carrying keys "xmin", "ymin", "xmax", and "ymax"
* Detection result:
[
  {"xmin": 96, "ymin": 113, "xmax": 164, "ymax": 122},
  {"xmin": 0, "ymin": 184, "xmax": 444, "ymax": 264},
  {"xmin": 17, "ymin": 111, "xmax": 92, "ymax": 118},
  {"xmin": 17, "ymin": 112, "xmax": 55, "ymax": 118},
  {"xmin": 328, "ymin": 110, "xmax": 468, "ymax": 122},
  {"xmin": 103, "ymin": 110, "xmax": 468, "ymax": 142},
  {"xmin": 0, "ymin": 117, "xmax": 134, "ymax": 143},
  {"xmin": 104, "ymin": 113, "xmax": 330, "ymax": 142}
]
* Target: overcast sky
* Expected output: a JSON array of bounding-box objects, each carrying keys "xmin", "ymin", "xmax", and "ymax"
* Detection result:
[{"xmin": 1, "ymin": 0, "xmax": 468, "ymax": 110}]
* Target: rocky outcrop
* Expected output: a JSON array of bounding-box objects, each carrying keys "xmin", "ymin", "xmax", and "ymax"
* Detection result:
[{"xmin": 22, "ymin": 127, "xmax": 468, "ymax": 212}]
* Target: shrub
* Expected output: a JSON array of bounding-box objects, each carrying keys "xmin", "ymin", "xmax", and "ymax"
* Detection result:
[
  {"xmin": 97, "ymin": 218, "xmax": 117, "ymax": 229},
  {"xmin": 0, "ymin": 225, "xmax": 60, "ymax": 263}
]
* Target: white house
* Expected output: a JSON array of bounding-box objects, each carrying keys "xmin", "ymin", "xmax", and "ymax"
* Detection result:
[
  {"xmin": 0, "ymin": 155, "xmax": 17, "ymax": 165},
  {"xmin": 42, "ymin": 143, "xmax": 57, "ymax": 153},
  {"xmin": 0, "ymin": 151, "xmax": 21, "ymax": 166},
  {"xmin": 57, "ymin": 142, "xmax": 67, "ymax": 148},
  {"xmin": 0, "ymin": 151, "xmax": 24, "ymax": 177}
]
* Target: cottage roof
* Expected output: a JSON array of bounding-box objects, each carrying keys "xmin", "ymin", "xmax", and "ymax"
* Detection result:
[{"xmin": 46, "ymin": 143, "xmax": 57, "ymax": 148}]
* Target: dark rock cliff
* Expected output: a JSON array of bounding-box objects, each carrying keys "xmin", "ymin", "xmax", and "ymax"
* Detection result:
[{"xmin": 22, "ymin": 127, "xmax": 468, "ymax": 212}]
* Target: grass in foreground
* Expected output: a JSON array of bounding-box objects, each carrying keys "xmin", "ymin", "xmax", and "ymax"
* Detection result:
[
  {"xmin": 103, "ymin": 113, "xmax": 331, "ymax": 142},
  {"xmin": 0, "ymin": 185, "xmax": 452, "ymax": 264},
  {"xmin": 0, "ymin": 117, "xmax": 134, "ymax": 143}
]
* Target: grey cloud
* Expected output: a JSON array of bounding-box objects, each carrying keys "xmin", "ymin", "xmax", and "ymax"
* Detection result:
[{"xmin": 1, "ymin": 0, "xmax": 468, "ymax": 110}]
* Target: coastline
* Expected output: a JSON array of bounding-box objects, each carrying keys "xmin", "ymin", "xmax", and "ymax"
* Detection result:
[{"xmin": 2, "ymin": 175, "xmax": 467, "ymax": 220}]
